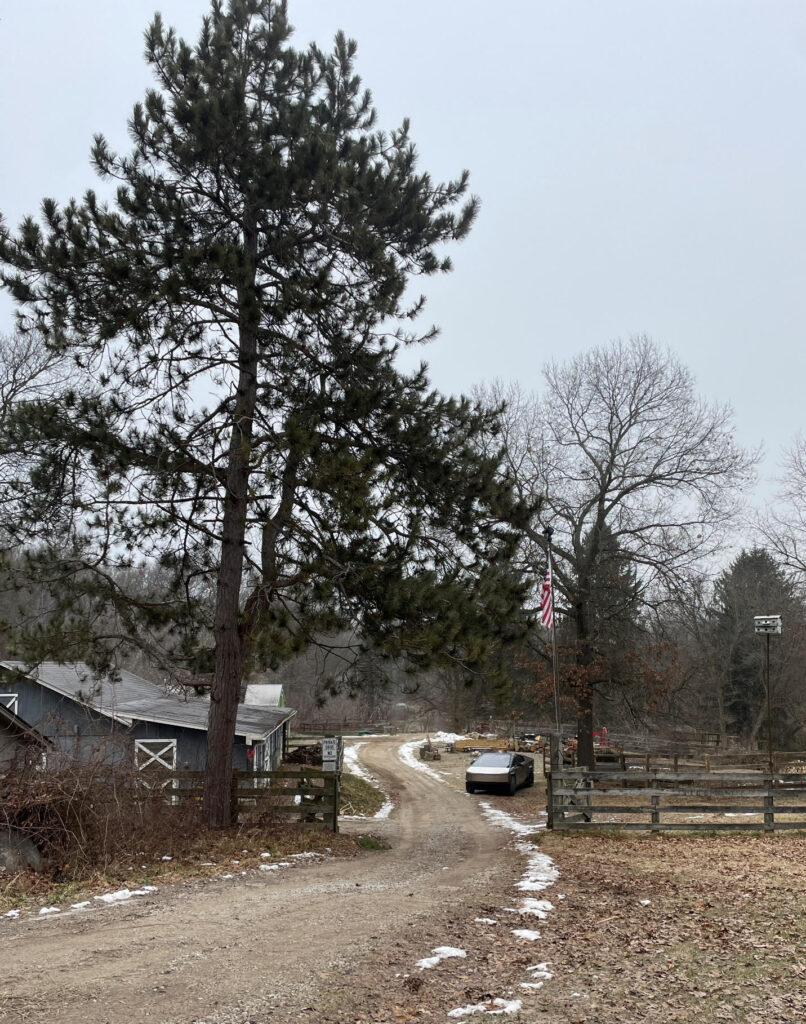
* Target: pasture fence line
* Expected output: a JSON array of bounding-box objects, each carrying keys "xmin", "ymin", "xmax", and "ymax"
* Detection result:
[
  {"xmin": 546, "ymin": 766, "xmax": 806, "ymax": 833},
  {"xmin": 545, "ymin": 744, "xmax": 806, "ymax": 775}
]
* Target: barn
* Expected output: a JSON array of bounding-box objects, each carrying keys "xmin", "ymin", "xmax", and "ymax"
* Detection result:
[{"xmin": 0, "ymin": 661, "xmax": 296, "ymax": 773}]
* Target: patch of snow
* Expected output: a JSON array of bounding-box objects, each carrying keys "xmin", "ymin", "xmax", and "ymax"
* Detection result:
[
  {"xmin": 259, "ymin": 860, "xmax": 292, "ymax": 871},
  {"xmin": 639, "ymin": 899, "xmax": 651, "ymax": 906},
  {"xmin": 448, "ymin": 998, "xmax": 522, "ymax": 1017},
  {"xmin": 475, "ymin": 917, "xmax": 498, "ymax": 924},
  {"xmin": 515, "ymin": 848, "xmax": 559, "ymax": 893},
  {"xmin": 5, "ymin": 909, "xmax": 20, "ymax": 918},
  {"xmin": 290, "ymin": 852, "xmax": 319, "ymax": 859},
  {"xmin": 161, "ymin": 855, "xmax": 172, "ymax": 861},
  {"xmin": 415, "ymin": 946, "xmax": 467, "ymax": 969},
  {"xmin": 526, "ymin": 963, "xmax": 553, "ymax": 980},
  {"xmin": 39, "ymin": 906, "xmax": 60, "ymax": 915},
  {"xmin": 512, "ymin": 928, "xmax": 541, "ymax": 941},
  {"xmin": 221, "ymin": 873, "xmax": 234, "ymax": 879},
  {"xmin": 508, "ymin": 897, "xmax": 553, "ymax": 919},
  {"xmin": 375, "ymin": 798, "xmax": 394, "ymax": 819},
  {"xmin": 70, "ymin": 901, "xmax": 91, "ymax": 910},
  {"xmin": 478, "ymin": 801, "xmax": 535, "ymax": 837},
  {"xmin": 343, "ymin": 741, "xmax": 373, "ymax": 783},
  {"xmin": 520, "ymin": 982, "xmax": 543, "ymax": 990},
  {"xmin": 200, "ymin": 862, "xmax": 216, "ymax": 866},
  {"xmin": 397, "ymin": 739, "xmax": 444, "ymax": 781},
  {"xmin": 260, "ymin": 852, "xmax": 271, "ymax": 858},
  {"xmin": 94, "ymin": 886, "xmax": 157, "ymax": 904}
]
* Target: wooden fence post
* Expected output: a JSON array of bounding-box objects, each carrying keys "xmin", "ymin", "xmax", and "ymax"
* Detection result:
[
  {"xmin": 332, "ymin": 772, "xmax": 340, "ymax": 833},
  {"xmin": 651, "ymin": 794, "xmax": 660, "ymax": 833},
  {"xmin": 546, "ymin": 770, "xmax": 554, "ymax": 830},
  {"xmin": 764, "ymin": 777, "xmax": 774, "ymax": 833},
  {"xmin": 580, "ymin": 768, "xmax": 592, "ymax": 823}
]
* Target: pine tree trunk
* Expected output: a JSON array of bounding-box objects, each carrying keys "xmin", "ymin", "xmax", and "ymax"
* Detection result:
[{"xmin": 203, "ymin": 213, "xmax": 259, "ymax": 828}]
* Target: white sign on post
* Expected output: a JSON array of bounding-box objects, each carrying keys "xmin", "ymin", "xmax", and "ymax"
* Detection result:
[{"xmin": 322, "ymin": 736, "xmax": 339, "ymax": 772}]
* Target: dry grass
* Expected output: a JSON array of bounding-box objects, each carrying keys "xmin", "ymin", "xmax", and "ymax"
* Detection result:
[
  {"xmin": 0, "ymin": 756, "xmax": 363, "ymax": 914},
  {"xmin": 530, "ymin": 832, "xmax": 806, "ymax": 1023},
  {"xmin": 0, "ymin": 818, "xmax": 361, "ymax": 914}
]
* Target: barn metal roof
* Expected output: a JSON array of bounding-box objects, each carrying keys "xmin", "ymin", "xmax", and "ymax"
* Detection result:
[{"xmin": 0, "ymin": 662, "xmax": 295, "ymax": 743}]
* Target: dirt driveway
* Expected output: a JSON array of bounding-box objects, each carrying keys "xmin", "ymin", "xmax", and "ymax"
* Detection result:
[{"xmin": 1, "ymin": 738, "xmax": 548, "ymax": 1024}]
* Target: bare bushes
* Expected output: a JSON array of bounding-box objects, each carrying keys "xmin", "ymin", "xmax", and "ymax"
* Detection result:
[{"xmin": 0, "ymin": 747, "xmax": 201, "ymax": 880}]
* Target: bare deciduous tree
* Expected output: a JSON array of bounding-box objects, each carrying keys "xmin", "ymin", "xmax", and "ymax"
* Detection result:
[
  {"xmin": 0, "ymin": 329, "xmax": 70, "ymax": 425},
  {"xmin": 478, "ymin": 336, "xmax": 755, "ymax": 766},
  {"xmin": 760, "ymin": 436, "xmax": 806, "ymax": 578}
]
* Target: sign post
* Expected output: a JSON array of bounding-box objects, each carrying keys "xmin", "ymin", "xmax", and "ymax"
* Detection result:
[
  {"xmin": 753, "ymin": 615, "xmax": 782, "ymax": 772},
  {"xmin": 321, "ymin": 736, "xmax": 340, "ymax": 773}
]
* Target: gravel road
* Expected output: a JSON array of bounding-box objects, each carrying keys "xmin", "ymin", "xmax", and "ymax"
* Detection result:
[{"xmin": 1, "ymin": 738, "xmax": 546, "ymax": 1024}]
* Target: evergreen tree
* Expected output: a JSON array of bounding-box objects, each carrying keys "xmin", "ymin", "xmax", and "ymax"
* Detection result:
[
  {"xmin": 709, "ymin": 548, "xmax": 806, "ymax": 743},
  {"xmin": 0, "ymin": 1, "xmax": 528, "ymax": 825}
]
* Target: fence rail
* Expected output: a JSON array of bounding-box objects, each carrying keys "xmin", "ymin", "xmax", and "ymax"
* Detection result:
[
  {"xmin": 547, "ymin": 767, "xmax": 806, "ymax": 833},
  {"xmin": 167, "ymin": 768, "xmax": 340, "ymax": 832},
  {"xmin": 291, "ymin": 720, "xmax": 397, "ymax": 736},
  {"xmin": 546, "ymin": 747, "xmax": 806, "ymax": 773}
]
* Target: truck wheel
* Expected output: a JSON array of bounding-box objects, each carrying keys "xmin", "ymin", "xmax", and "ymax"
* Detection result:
[
  {"xmin": 465, "ymin": 782, "xmax": 475, "ymax": 794},
  {"xmin": 508, "ymin": 774, "xmax": 517, "ymax": 796},
  {"xmin": 525, "ymin": 770, "xmax": 535, "ymax": 788}
]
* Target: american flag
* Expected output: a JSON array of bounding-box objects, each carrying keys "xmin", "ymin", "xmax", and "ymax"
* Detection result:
[{"xmin": 539, "ymin": 555, "xmax": 553, "ymax": 629}]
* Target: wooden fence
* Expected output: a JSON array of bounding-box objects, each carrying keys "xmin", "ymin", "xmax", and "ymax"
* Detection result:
[
  {"xmin": 291, "ymin": 720, "xmax": 396, "ymax": 736},
  {"xmin": 168, "ymin": 768, "xmax": 340, "ymax": 832},
  {"xmin": 544, "ymin": 745, "xmax": 806, "ymax": 774},
  {"xmin": 547, "ymin": 767, "xmax": 806, "ymax": 833}
]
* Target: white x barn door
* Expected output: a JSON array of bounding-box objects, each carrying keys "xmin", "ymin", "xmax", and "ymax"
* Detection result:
[{"xmin": 134, "ymin": 738, "xmax": 177, "ymax": 770}]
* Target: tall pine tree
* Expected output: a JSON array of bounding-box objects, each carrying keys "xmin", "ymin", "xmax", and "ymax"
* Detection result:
[{"xmin": 0, "ymin": 1, "xmax": 528, "ymax": 825}]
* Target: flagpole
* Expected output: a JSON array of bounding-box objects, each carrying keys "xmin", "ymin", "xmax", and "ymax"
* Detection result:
[{"xmin": 543, "ymin": 526, "xmax": 562, "ymax": 738}]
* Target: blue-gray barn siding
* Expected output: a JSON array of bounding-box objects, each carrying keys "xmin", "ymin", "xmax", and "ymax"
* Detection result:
[{"xmin": 0, "ymin": 673, "xmax": 282, "ymax": 771}]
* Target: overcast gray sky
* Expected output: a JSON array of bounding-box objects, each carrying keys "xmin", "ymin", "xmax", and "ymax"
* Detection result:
[{"xmin": 2, "ymin": 1, "xmax": 805, "ymax": 498}]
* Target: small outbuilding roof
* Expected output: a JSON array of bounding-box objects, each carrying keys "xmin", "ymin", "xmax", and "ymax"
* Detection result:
[{"xmin": 0, "ymin": 662, "xmax": 295, "ymax": 743}]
